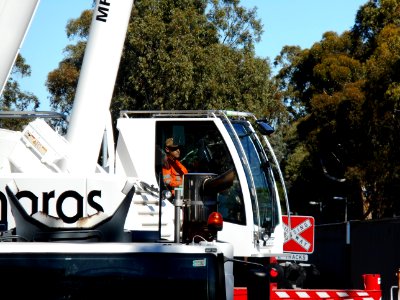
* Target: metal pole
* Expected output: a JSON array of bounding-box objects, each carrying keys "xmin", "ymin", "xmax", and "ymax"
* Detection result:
[
  {"xmin": 346, "ymin": 221, "xmax": 350, "ymax": 245},
  {"xmin": 174, "ymin": 188, "xmax": 183, "ymax": 243}
]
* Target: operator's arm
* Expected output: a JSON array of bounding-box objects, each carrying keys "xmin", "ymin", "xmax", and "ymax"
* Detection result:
[{"xmin": 203, "ymin": 168, "xmax": 235, "ymax": 195}]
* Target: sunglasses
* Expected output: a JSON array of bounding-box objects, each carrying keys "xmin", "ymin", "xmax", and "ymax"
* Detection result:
[{"xmin": 168, "ymin": 146, "xmax": 180, "ymax": 151}]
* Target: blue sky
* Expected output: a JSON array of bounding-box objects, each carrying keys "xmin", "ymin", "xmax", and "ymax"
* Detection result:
[
  {"xmin": 18, "ymin": 0, "xmax": 367, "ymax": 111},
  {"xmin": 19, "ymin": 0, "xmax": 92, "ymax": 110}
]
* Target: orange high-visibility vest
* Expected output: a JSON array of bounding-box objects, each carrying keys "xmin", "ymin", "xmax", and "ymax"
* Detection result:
[{"xmin": 162, "ymin": 157, "xmax": 188, "ymax": 195}]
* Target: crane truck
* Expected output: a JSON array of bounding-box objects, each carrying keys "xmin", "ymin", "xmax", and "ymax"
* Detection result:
[{"xmin": 0, "ymin": 0, "xmax": 383, "ymax": 299}]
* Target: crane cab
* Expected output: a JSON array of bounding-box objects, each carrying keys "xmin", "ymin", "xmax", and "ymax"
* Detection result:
[{"xmin": 115, "ymin": 110, "xmax": 287, "ymax": 257}]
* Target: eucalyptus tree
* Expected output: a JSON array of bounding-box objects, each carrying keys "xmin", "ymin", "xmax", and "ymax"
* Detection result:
[
  {"xmin": 275, "ymin": 0, "xmax": 400, "ymax": 221},
  {"xmin": 0, "ymin": 54, "xmax": 39, "ymax": 130},
  {"xmin": 46, "ymin": 0, "xmax": 286, "ymax": 127}
]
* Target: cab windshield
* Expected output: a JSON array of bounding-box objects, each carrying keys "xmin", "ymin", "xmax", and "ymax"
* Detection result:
[{"xmin": 225, "ymin": 120, "xmax": 280, "ymax": 232}]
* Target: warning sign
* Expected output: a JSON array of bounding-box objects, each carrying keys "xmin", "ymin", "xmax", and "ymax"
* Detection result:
[{"xmin": 282, "ymin": 215, "xmax": 315, "ymax": 254}]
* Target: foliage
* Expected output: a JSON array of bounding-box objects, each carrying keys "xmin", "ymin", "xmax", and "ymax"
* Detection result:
[
  {"xmin": 46, "ymin": 0, "xmax": 287, "ymax": 129},
  {"xmin": 0, "ymin": 55, "xmax": 39, "ymax": 130},
  {"xmin": 275, "ymin": 0, "xmax": 400, "ymax": 221}
]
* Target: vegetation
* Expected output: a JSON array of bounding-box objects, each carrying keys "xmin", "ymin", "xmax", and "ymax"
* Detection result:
[
  {"xmin": 3, "ymin": 0, "xmax": 400, "ymax": 223},
  {"xmin": 46, "ymin": 0, "xmax": 287, "ymax": 129},
  {"xmin": 0, "ymin": 55, "xmax": 39, "ymax": 130},
  {"xmin": 274, "ymin": 0, "xmax": 400, "ymax": 222}
]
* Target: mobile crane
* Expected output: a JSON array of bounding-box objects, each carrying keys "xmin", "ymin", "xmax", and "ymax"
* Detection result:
[{"xmin": 0, "ymin": 0, "xmax": 383, "ymax": 299}]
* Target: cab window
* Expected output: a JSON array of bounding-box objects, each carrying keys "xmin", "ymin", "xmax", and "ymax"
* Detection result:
[{"xmin": 155, "ymin": 121, "xmax": 246, "ymax": 225}]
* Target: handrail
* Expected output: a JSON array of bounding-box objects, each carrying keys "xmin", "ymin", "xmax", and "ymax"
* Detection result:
[
  {"xmin": 390, "ymin": 285, "xmax": 398, "ymax": 300},
  {"xmin": 0, "ymin": 110, "xmax": 66, "ymax": 120},
  {"xmin": 119, "ymin": 109, "xmax": 254, "ymax": 119}
]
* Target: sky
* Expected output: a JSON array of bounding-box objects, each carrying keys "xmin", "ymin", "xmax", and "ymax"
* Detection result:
[{"xmin": 18, "ymin": 0, "xmax": 367, "ymax": 111}]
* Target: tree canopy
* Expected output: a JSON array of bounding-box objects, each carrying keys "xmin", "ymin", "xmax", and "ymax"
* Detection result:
[
  {"xmin": 0, "ymin": 54, "xmax": 39, "ymax": 130},
  {"xmin": 275, "ymin": 0, "xmax": 400, "ymax": 222},
  {"xmin": 46, "ymin": 0, "xmax": 287, "ymax": 128}
]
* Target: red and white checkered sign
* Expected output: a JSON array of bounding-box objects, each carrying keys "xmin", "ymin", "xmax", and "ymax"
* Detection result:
[
  {"xmin": 282, "ymin": 215, "xmax": 315, "ymax": 254},
  {"xmin": 271, "ymin": 288, "xmax": 381, "ymax": 300}
]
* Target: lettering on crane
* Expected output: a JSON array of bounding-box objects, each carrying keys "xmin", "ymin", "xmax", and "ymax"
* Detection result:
[
  {"xmin": 96, "ymin": 0, "xmax": 111, "ymax": 22},
  {"xmin": 0, "ymin": 189, "xmax": 104, "ymax": 224}
]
